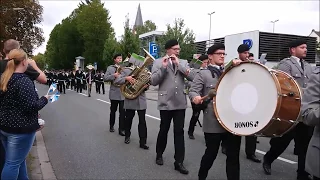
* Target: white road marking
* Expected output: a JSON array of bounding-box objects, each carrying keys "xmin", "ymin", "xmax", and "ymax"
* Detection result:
[
  {"xmin": 97, "ymin": 99, "xmax": 110, "ymax": 104},
  {"xmin": 255, "ymin": 150, "xmax": 297, "ymax": 164},
  {"xmin": 78, "ymin": 93, "xmax": 299, "ymax": 165},
  {"xmin": 146, "ymin": 114, "xmax": 161, "ymax": 121}
]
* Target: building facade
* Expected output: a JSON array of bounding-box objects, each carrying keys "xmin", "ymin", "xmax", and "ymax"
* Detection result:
[{"xmin": 193, "ymin": 30, "xmax": 317, "ymax": 68}]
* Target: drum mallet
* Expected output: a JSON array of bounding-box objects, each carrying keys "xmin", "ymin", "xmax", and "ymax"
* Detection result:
[{"xmin": 200, "ymin": 89, "xmax": 217, "ymax": 101}]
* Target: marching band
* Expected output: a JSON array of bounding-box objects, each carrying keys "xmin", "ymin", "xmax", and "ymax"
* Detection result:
[{"xmin": 40, "ymin": 38, "xmax": 319, "ymax": 180}]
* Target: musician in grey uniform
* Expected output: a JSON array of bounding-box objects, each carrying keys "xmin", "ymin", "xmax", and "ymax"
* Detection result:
[
  {"xmin": 114, "ymin": 66, "xmax": 149, "ymax": 150},
  {"xmin": 189, "ymin": 43, "xmax": 241, "ymax": 180},
  {"xmin": 187, "ymin": 55, "xmax": 209, "ymax": 139},
  {"xmin": 104, "ymin": 54, "xmax": 125, "ymax": 136},
  {"xmin": 221, "ymin": 44, "xmax": 261, "ymax": 163},
  {"xmin": 263, "ymin": 39, "xmax": 314, "ymax": 180},
  {"xmin": 301, "ymin": 66, "xmax": 320, "ymax": 180},
  {"xmin": 150, "ymin": 39, "xmax": 194, "ymax": 175}
]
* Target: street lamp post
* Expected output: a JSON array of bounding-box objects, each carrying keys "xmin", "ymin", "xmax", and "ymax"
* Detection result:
[
  {"xmin": 208, "ymin": 11, "xmax": 215, "ymax": 46},
  {"xmin": 270, "ymin": 19, "xmax": 279, "ymax": 33}
]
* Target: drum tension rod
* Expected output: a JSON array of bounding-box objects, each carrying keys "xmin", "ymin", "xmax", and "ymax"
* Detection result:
[
  {"xmin": 272, "ymin": 117, "xmax": 281, "ymax": 121},
  {"xmin": 288, "ymin": 92, "xmax": 295, "ymax": 97}
]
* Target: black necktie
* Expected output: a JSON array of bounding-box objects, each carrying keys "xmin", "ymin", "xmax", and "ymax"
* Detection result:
[
  {"xmin": 300, "ymin": 60, "xmax": 304, "ymax": 71},
  {"xmin": 172, "ymin": 63, "xmax": 175, "ymax": 71}
]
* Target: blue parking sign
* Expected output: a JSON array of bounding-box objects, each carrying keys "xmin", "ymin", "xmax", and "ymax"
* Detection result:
[
  {"xmin": 149, "ymin": 42, "xmax": 158, "ymax": 58},
  {"xmin": 243, "ymin": 39, "xmax": 253, "ymax": 49}
]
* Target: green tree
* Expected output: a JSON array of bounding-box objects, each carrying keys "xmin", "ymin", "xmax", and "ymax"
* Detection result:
[
  {"xmin": 0, "ymin": 0, "xmax": 45, "ymax": 55},
  {"xmin": 76, "ymin": 0, "xmax": 113, "ymax": 70},
  {"xmin": 119, "ymin": 16, "xmax": 140, "ymax": 56},
  {"xmin": 158, "ymin": 18, "xmax": 196, "ymax": 60},
  {"xmin": 55, "ymin": 17, "xmax": 84, "ymax": 69},
  {"xmin": 102, "ymin": 31, "xmax": 122, "ymax": 68},
  {"xmin": 316, "ymin": 41, "xmax": 320, "ymax": 54},
  {"xmin": 33, "ymin": 53, "xmax": 46, "ymax": 70},
  {"xmin": 134, "ymin": 20, "xmax": 157, "ymax": 36},
  {"xmin": 134, "ymin": 20, "xmax": 157, "ymax": 52},
  {"xmin": 44, "ymin": 24, "xmax": 61, "ymax": 69}
]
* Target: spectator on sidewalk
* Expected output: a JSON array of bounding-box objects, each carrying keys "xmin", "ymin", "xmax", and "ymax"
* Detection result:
[
  {"xmin": 0, "ymin": 39, "xmax": 47, "ymax": 179},
  {"xmin": 0, "ymin": 49, "xmax": 49, "ymax": 180}
]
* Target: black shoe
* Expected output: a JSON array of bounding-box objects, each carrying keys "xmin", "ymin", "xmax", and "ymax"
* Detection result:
[
  {"xmin": 140, "ymin": 144, "xmax": 149, "ymax": 150},
  {"xmin": 109, "ymin": 127, "xmax": 115, "ymax": 132},
  {"xmin": 256, "ymin": 140, "xmax": 260, "ymax": 143},
  {"xmin": 297, "ymin": 173, "xmax": 312, "ymax": 180},
  {"xmin": 124, "ymin": 137, "xmax": 130, "ymax": 144},
  {"xmin": 119, "ymin": 130, "xmax": 125, "ymax": 136},
  {"xmin": 188, "ymin": 134, "xmax": 195, "ymax": 140},
  {"xmin": 221, "ymin": 147, "xmax": 226, "ymax": 155},
  {"xmin": 174, "ymin": 162, "xmax": 189, "ymax": 175},
  {"xmin": 247, "ymin": 155, "xmax": 261, "ymax": 163},
  {"xmin": 262, "ymin": 159, "xmax": 271, "ymax": 175},
  {"xmin": 156, "ymin": 155, "xmax": 163, "ymax": 165}
]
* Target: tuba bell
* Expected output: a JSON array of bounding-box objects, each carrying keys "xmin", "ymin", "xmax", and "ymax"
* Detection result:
[{"xmin": 120, "ymin": 49, "xmax": 155, "ymax": 100}]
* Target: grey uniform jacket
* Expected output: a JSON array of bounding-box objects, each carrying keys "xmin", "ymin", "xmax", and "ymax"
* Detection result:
[
  {"xmin": 278, "ymin": 56, "xmax": 313, "ymax": 89},
  {"xmin": 189, "ymin": 69, "xmax": 226, "ymax": 133},
  {"xmin": 301, "ymin": 67, "xmax": 320, "ymax": 178},
  {"xmin": 104, "ymin": 65, "xmax": 124, "ymax": 101},
  {"xmin": 150, "ymin": 58, "xmax": 194, "ymax": 110},
  {"xmin": 114, "ymin": 67, "xmax": 147, "ymax": 110}
]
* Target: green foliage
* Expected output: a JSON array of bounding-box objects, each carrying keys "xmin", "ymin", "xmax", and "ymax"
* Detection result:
[
  {"xmin": 33, "ymin": 53, "xmax": 46, "ymax": 70},
  {"xmin": 44, "ymin": 0, "xmax": 112, "ymax": 70},
  {"xmin": 44, "ymin": 24, "xmax": 61, "ymax": 69},
  {"xmin": 119, "ymin": 17, "xmax": 140, "ymax": 56},
  {"xmin": 316, "ymin": 42, "xmax": 320, "ymax": 54},
  {"xmin": 135, "ymin": 20, "xmax": 157, "ymax": 52},
  {"xmin": 158, "ymin": 18, "xmax": 196, "ymax": 60},
  {"xmin": 0, "ymin": 0, "xmax": 45, "ymax": 55},
  {"xmin": 102, "ymin": 32, "xmax": 122, "ymax": 67},
  {"xmin": 76, "ymin": 0, "xmax": 112, "ymax": 70},
  {"xmin": 134, "ymin": 20, "xmax": 157, "ymax": 36}
]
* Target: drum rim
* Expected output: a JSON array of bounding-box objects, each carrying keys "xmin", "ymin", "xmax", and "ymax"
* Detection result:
[
  {"xmin": 213, "ymin": 61, "xmax": 283, "ymax": 136},
  {"xmin": 271, "ymin": 69, "xmax": 302, "ymax": 136}
]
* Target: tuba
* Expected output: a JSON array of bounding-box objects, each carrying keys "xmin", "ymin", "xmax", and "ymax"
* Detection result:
[{"xmin": 120, "ymin": 49, "xmax": 155, "ymax": 100}]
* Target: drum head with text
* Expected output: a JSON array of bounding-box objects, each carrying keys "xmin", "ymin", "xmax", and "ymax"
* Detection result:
[{"xmin": 215, "ymin": 63, "xmax": 279, "ymax": 135}]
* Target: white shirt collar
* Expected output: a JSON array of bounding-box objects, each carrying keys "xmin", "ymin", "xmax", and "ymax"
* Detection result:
[{"xmin": 291, "ymin": 56, "xmax": 301, "ymax": 66}]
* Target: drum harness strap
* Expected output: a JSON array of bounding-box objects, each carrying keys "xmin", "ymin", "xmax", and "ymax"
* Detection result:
[{"xmin": 199, "ymin": 66, "xmax": 223, "ymax": 110}]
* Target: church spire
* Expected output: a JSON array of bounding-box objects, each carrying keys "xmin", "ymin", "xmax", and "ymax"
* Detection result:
[{"xmin": 133, "ymin": 3, "xmax": 143, "ymax": 34}]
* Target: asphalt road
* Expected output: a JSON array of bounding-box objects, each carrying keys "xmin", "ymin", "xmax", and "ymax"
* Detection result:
[{"xmin": 37, "ymin": 83, "xmax": 298, "ymax": 180}]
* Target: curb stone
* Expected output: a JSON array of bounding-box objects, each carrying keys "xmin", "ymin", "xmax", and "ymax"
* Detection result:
[{"xmin": 27, "ymin": 131, "xmax": 57, "ymax": 180}]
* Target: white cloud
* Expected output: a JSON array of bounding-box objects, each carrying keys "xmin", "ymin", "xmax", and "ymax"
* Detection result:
[{"xmin": 34, "ymin": 0, "xmax": 319, "ymax": 55}]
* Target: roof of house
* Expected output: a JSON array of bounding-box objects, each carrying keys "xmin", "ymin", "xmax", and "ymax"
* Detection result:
[{"xmin": 311, "ymin": 29, "xmax": 320, "ymax": 37}]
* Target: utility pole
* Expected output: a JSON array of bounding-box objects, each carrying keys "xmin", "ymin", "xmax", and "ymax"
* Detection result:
[
  {"xmin": 208, "ymin": 11, "xmax": 215, "ymax": 46},
  {"xmin": 270, "ymin": 19, "xmax": 279, "ymax": 33}
]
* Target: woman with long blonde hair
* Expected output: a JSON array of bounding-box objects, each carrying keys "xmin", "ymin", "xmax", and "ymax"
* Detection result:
[{"xmin": 0, "ymin": 49, "xmax": 49, "ymax": 180}]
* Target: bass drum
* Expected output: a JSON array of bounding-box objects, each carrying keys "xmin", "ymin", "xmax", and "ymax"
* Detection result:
[{"xmin": 213, "ymin": 62, "xmax": 302, "ymax": 137}]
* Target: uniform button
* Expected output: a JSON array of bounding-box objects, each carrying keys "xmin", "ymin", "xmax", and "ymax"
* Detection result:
[
  {"xmin": 175, "ymin": 81, "xmax": 177, "ymax": 83},
  {"xmin": 304, "ymin": 76, "xmax": 307, "ymax": 78},
  {"xmin": 175, "ymin": 92, "xmax": 177, "ymax": 94}
]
